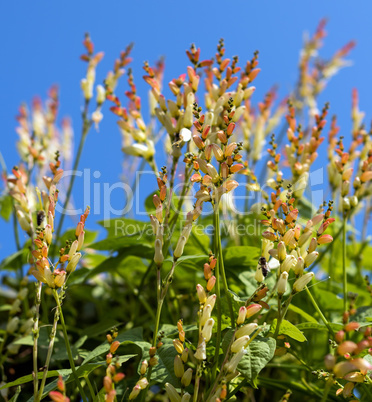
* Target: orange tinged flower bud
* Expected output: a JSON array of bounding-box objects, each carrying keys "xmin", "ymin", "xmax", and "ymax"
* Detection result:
[
  {"xmin": 207, "ymin": 275, "xmax": 216, "ymax": 291},
  {"xmin": 110, "ymin": 341, "xmax": 120, "ymax": 354}
]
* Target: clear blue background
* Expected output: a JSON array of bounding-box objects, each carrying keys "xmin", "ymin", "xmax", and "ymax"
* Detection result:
[{"xmin": 1, "ymin": 1, "xmax": 371, "ymax": 259}]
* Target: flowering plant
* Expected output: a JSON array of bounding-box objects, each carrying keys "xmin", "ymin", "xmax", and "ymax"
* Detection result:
[{"xmin": 0, "ymin": 20, "xmax": 371, "ymax": 401}]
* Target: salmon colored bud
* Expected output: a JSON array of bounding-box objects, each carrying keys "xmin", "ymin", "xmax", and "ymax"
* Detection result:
[
  {"xmin": 246, "ymin": 303, "xmax": 262, "ymax": 318},
  {"xmin": 285, "ymin": 209, "xmax": 298, "ymax": 223},
  {"xmin": 49, "ymin": 391, "xmax": 67, "ymax": 402},
  {"xmin": 191, "ymin": 173, "xmax": 202, "ymax": 182},
  {"xmin": 217, "ymin": 130, "xmax": 227, "ymax": 144},
  {"xmin": 207, "ymin": 276, "xmax": 216, "ymax": 291},
  {"xmin": 66, "ymin": 252, "xmax": 81, "ymax": 273},
  {"xmin": 107, "ymin": 334, "xmax": 113, "ymax": 343},
  {"xmin": 181, "ymin": 368, "xmax": 193, "ymax": 387},
  {"xmin": 204, "ymin": 263, "xmax": 212, "ymax": 279},
  {"xmin": 342, "ymin": 168, "xmax": 353, "ymax": 181},
  {"xmin": 110, "ymin": 341, "xmax": 120, "ymax": 354},
  {"xmin": 361, "ymin": 171, "xmax": 372, "ymax": 183},
  {"xmin": 345, "ymin": 322, "xmax": 360, "ymax": 332},
  {"xmin": 351, "ymin": 357, "xmax": 372, "ymax": 372},
  {"xmin": 248, "ymin": 68, "xmax": 261, "ymax": 82},
  {"xmin": 104, "ymin": 376, "xmax": 112, "ymax": 393},
  {"xmin": 56, "ymin": 376, "xmax": 65, "ymax": 393},
  {"xmin": 173, "ymin": 339, "xmax": 184, "ymax": 354},
  {"xmin": 77, "ymin": 231, "xmax": 85, "ymax": 251},
  {"xmin": 174, "ymin": 355, "xmax": 184, "ymax": 378},
  {"xmin": 202, "ymin": 125, "xmax": 210, "ymax": 140},
  {"xmin": 230, "ymin": 163, "xmax": 244, "ymax": 173},
  {"xmin": 317, "ymin": 234, "xmax": 333, "ymax": 244},
  {"xmin": 237, "ymin": 306, "xmax": 247, "ymax": 325},
  {"xmin": 224, "ymin": 180, "xmax": 239, "ymax": 192},
  {"xmin": 193, "ymin": 135, "xmax": 204, "ymax": 150},
  {"xmin": 226, "ymin": 122, "xmax": 235, "ymax": 136},
  {"xmin": 113, "ymin": 373, "xmax": 125, "ymax": 383},
  {"xmin": 338, "ymin": 341, "xmax": 358, "ymax": 356}
]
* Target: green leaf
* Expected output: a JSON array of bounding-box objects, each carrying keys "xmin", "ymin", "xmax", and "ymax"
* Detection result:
[
  {"xmin": 296, "ymin": 322, "xmax": 343, "ymax": 332},
  {"xmin": 82, "ymin": 327, "xmax": 148, "ymax": 364},
  {"xmin": 80, "ymin": 319, "xmax": 121, "ymax": 338},
  {"xmin": 0, "ymin": 194, "xmax": 13, "ymax": 221},
  {"xmin": 270, "ymin": 319, "xmax": 307, "ymax": 342},
  {"xmin": 238, "ymin": 337, "xmax": 276, "ymax": 387},
  {"xmin": 313, "ymin": 287, "xmax": 343, "ymax": 311},
  {"xmin": 288, "ymin": 304, "xmax": 318, "ymax": 323},
  {"xmin": 350, "ymin": 306, "xmax": 372, "ymax": 324},
  {"xmin": 224, "ymin": 246, "xmax": 260, "ymax": 273},
  {"xmin": 152, "ymin": 341, "xmax": 181, "ymax": 386},
  {"xmin": 59, "ymin": 228, "xmax": 98, "ymax": 247},
  {"xmin": 0, "ymin": 249, "xmax": 28, "ymax": 271}
]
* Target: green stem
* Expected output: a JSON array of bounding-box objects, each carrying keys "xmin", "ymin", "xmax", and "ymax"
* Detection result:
[
  {"xmin": 32, "ymin": 281, "xmax": 42, "ymax": 399},
  {"xmin": 215, "ymin": 210, "xmax": 234, "ymax": 327},
  {"xmin": 212, "ymin": 206, "xmax": 222, "ymax": 381},
  {"xmin": 320, "ymin": 377, "xmax": 333, "ymax": 402},
  {"xmin": 273, "ymin": 296, "xmax": 283, "ymax": 338},
  {"xmin": 193, "ymin": 363, "xmax": 201, "ymax": 402},
  {"xmin": 273, "ymin": 295, "xmax": 293, "ymax": 338},
  {"xmin": 342, "ymin": 216, "xmax": 347, "ymax": 313},
  {"xmin": 305, "ymin": 286, "xmax": 334, "ymax": 337},
  {"xmin": 53, "ymin": 290, "xmax": 87, "ymax": 402},
  {"xmin": 37, "ymin": 305, "xmax": 60, "ymax": 401},
  {"xmin": 54, "ymin": 100, "xmax": 91, "ymax": 253},
  {"xmin": 85, "ymin": 375, "xmax": 96, "ymax": 400}
]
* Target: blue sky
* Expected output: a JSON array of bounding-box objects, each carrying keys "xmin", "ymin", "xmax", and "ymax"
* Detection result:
[{"xmin": 0, "ymin": 1, "xmax": 371, "ymax": 258}]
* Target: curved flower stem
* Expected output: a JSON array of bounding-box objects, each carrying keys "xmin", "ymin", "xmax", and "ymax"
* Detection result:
[
  {"xmin": 37, "ymin": 305, "xmax": 60, "ymax": 401},
  {"xmin": 212, "ymin": 206, "xmax": 222, "ymax": 381},
  {"xmin": 193, "ymin": 362, "xmax": 202, "ymax": 402},
  {"xmin": 143, "ymin": 260, "xmax": 177, "ymax": 400},
  {"xmin": 273, "ymin": 296, "xmax": 283, "ymax": 338},
  {"xmin": 342, "ymin": 215, "xmax": 348, "ymax": 314},
  {"xmin": 53, "ymin": 290, "xmax": 87, "ymax": 402},
  {"xmin": 273, "ymin": 295, "xmax": 293, "ymax": 338},
  {"xmin": 305, "ymin": 286, "xmax": 334, "ymax": 337},
  {"xmin": 32, "ymin": 281, "xmax": 42, "ymax": 399},
  {"xmin": 214, "ymin": 206, "xmax": 234, "ymax": 327},
  {"xmin": 54, "ymin": 100, "xmax": 92, "ymax": 253}
]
